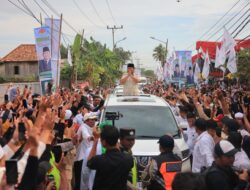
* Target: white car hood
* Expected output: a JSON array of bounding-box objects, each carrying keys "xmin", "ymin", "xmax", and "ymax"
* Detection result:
[{"xmin": 132, "ymin": 138, "xmax": 189, "ymax": 159}]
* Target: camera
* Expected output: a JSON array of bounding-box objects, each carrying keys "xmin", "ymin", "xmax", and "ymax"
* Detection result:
[{"xmin": 105, "ymin": 112, "xmax": 123, "ymax": 126}]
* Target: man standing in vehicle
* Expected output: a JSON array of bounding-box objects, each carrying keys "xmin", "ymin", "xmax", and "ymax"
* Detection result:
[{"xmin": 120, "ymin": 63, "xmax": 140, "ymax": 96}]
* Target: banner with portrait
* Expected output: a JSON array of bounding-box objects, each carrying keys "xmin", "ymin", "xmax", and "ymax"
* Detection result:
[
  {"xmin": 45, "ymin": 18, "xmax": 61, "ymax": 88},
  {"xmin": 173, "ymin": 51, "xmax": 194, "ymax": 84},
  {"xmin": 34, "ymin": 26, "xmax": 53, "ymax": 95}
]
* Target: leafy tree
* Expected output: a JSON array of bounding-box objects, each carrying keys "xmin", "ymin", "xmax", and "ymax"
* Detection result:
[
  {"xmin": 60, "ymin": 35, "xmax": 131, "ymax": 87},
  {"xmin": 237, "ymin": 49, "xmax": 250, "ymax": 82},
  {"xmin": 60, "ymin": 44, "xmax": 68, "ymax": 59},
  {"xmin": 152, "ymin": 44, "xmax": 167, "ymax": 67},
  {"xmin": 141, "ymin": 69, "xmax": 156, "ymax": 80}
]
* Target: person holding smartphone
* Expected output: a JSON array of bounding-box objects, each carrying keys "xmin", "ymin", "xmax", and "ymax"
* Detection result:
[{"xmin": 120, "ymin": 63, "xmax": 140, "ymax": 96}]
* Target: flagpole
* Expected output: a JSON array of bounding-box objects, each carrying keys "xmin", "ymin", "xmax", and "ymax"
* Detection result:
[{"xmin": 56, "ymin": 14, "xmax": 63, "ymax": 88}]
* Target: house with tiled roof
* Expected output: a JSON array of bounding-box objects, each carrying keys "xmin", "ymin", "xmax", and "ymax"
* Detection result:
[{"xmin": 0, "ymin": 44, "xmax": 39, "ymax": 82}]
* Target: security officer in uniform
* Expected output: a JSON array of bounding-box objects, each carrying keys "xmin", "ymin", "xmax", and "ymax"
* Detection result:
[
  {"xmin": 119, "ymin": 128, "xmax": 139, "ymax": 190},
  {"xmin": 142, "ymin": 135, "xmax": 182, "ymax": 190}
]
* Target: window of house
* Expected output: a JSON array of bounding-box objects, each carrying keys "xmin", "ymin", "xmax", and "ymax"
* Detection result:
[{"xmin": 14, "ymin": 66, "xmax": 20, "ymax": 75}]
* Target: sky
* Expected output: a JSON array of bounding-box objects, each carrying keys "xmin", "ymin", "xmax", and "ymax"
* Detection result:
[{"xmin": 1, "ymin": 0, "xmax": 250, "ymax": 70}]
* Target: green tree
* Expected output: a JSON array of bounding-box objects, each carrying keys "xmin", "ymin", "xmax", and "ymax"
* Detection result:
[
  {"xmin": 237, "ymin": 49, "xmax": 250, "ymax": 82},
  {"xmin": 60, "ymin": 44, "xmax": 68, "ymax": 59},
  {"xmin": 141, "ymin": 69, "xmax": 156, "ymax": 81},
  {"xmin": 152, "ymin": 44, "xmax": 167, "ymax": 67}
]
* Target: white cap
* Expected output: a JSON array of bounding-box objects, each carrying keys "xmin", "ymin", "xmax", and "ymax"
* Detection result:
[
  {"xmin": 214, "ymin": 140, "xmax": 238, "ymax": 157},
  {"xmin": 83, "ymin": 112, "xmax": 98, "ymax": 122},
  {"xmin": 235, "ymin": 112, "xmax": 243, "ymax": 119},
  {"xmin": 65, "ymin": 110, "xmax": 72, "ymax": 120}
]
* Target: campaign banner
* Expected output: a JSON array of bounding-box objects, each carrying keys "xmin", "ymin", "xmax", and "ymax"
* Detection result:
[
  {"xmin": 34, "ymin": 26, "xmax": 52, "ymax": 95},
  {"xmin": 173, "ymin": 51, "xmax": 194, "ymax": 84},
  {"xmin": 45, "ymin": 18, "xmax": 61, "ymax": 87}
]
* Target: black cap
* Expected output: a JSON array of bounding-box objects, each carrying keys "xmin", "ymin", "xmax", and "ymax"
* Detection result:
[
  {"xmin": 127, "ymin": 63, "xmax": 135, "ymax": 68},
  {"xmin": 158, "ymin": 135, "xmax": 174, "ymax": 148},
  {"xmin": 214, "ymin": 140, "xmax": 238, "ymax": 157},
  {"xmin": 43, "ymin": 46, "xmax": 50, "ymax": 52},
  {"xmin": 120, "ymin": 128, "xmax": 136, "ymax": 139}
]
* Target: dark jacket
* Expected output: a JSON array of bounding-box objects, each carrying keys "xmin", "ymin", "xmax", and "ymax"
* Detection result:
[
  {"xmin": 39, "ymin": 59, "xmax": 51, "ymax": 73},
  {"xmin": 206, "ymin": 162, "xmax": 248, "ymax": 190},
  {"xmin": 87, "ymin": 148, "xmax": 133, "ymax": 190}
]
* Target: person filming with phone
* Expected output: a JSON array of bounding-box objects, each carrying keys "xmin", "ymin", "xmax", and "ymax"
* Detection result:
[{"xmin": 120, "ymin": 63, "xmax": 140, "ymax": 96}]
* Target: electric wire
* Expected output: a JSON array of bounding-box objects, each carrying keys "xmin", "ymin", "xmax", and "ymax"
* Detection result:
[
  {"xmin": 88, "ymin": 0, "xmax": 107, "ymax": 25},
  {"xmin": 105, "ymin": 0, "xmax": 117, "ymax": 25}
]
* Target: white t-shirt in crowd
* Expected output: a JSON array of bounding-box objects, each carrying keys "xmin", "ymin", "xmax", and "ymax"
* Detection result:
[
  {"xmin": 234, "ymin": 149, "xmax": 250, "ymax": 170},
  {"xmin": 192, "ymin": 131, "xmax": 215, "ymax": 172}
]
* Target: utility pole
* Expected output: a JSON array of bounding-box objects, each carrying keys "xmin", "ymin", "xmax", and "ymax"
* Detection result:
[{"xmin": 107, "ymin": 25, "xmax": 123, "ymax": 51}]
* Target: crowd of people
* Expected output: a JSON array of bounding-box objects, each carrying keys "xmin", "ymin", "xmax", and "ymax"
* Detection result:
[{"xmin": 0, "ymin": 76, "xmax": 250, "ymax": 190}]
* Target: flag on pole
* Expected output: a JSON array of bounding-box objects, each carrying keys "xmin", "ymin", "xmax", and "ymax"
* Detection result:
[
  {"xmin": 67, "ymin": 47, "xmax": 72, "ymax": 66},
  {"xmin": 227, "ymin": 46, "xmax": 237, "ymax": 73},
  {"xmin": 222, "ymin": 27, "xmax": 236, "ymax": 54},
  {"xmin": 200, "ymin": 48, "xmax": 206, "ymax": 59},
  {"xmin": 215, "ymin": 46, "xmax": 220, "ymax": 68},
  {"xmin": 202, "ymin": 51, "xmax": 210, "ymax": 79},
  {"xmin": 194, "ymin": 63, "xmax": 200, "ymax": 84},
  {"xmin": 217, "ymin": 44, "xmax": 226, "ymax": 70}
]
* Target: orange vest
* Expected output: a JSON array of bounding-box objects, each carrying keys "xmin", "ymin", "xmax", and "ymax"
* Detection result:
[{"xmin": 159, "ymin": 161, "xmax": 182, "ymax": 190}]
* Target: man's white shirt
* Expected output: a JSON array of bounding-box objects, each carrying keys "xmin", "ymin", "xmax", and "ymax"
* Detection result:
[
  {"xmin": 184, "ymin": 126, "xmax": 198, "ymax": 154},
  {"xmin": 192, "ymin": 131, "xmax": 215, "ymax": 172}
]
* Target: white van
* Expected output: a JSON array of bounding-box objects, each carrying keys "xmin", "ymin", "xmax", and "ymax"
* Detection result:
[{"xmin": 100, "ymin": 94, "xmax": 191, "ymax": 184}]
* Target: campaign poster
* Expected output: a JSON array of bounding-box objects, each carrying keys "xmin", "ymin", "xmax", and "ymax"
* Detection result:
[
  {"xmin": 45, "ymin": 18, "xmax": 61, "ymax": 87},
  {"xmin": 173, "ymin": 51, "xmax": 194, "ymax": 84},
  {"xmin": 34, "ymin": 26, "xmax": 52, "ymax": 95}
]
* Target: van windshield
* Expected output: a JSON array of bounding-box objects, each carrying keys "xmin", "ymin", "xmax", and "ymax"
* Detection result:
[{"xmin": 102, "ymin": 105, "xmax": 180, "ymax": 139}]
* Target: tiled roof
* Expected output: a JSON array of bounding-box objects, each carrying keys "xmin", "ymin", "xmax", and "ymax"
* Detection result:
[{"xmin": 0, "ymin": 44, "xmax": 38, "ymax": 62}]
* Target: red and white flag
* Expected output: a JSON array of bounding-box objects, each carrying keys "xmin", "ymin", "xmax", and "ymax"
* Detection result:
[
  {"xmin": 227, "ymin": 46, "xmax": 237, "ymax": 73},
  {"xmin": 194, "ymin": 63, "xmax": 200, "ymax": 84},
  {"xmin": 221, "ymin": 27, "xmax": 236, "ymax": 54},
  {"xmin": 202, "ymin": 51, "xmax": 210, "ymax": 79}
]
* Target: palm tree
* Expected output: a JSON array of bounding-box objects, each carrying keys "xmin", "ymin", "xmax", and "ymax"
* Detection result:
[{"xmin": 152, "ymin": 44, "xmax": 167, "ymax": 67}]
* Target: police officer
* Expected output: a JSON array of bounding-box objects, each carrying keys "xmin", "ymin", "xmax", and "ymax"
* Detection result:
[
  {"xmin": 119, "ymin": 128, "xmax": 139, "ymax": 190},
  {"xmin": 142, "ymin": 135, "xmax": 182, "ymax": 190}
]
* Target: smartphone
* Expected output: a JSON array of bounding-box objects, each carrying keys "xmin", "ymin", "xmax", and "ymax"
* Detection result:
[
  {"xmin": 5, "ymin": 159, "xmax": 18, "ymax": 185},
  {"xmin": 18, "ymin": 122, "xmax": 26, "ymax": 141},
  {"xmin": 52, "ymin": 146, "xmax": 62, "ymax": 163},
  {"xmin": 4, "ymin": 94, "xmax": 8, "ymax": 102},
  {"xmin": 22, "ymin": 99, "xmax": 28, "ymax": 109},
  {"xmin": 58, "ymin": 106, "xmax": 63, "ymax": 117}
]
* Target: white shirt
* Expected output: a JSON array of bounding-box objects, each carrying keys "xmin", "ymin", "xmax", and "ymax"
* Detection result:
[
  {"xmin": 234, "ymin": 149, "xmax": 250, "ymax": 170},
  {"xmin": 192, "ymin": 131, "xmax": 215, "ymax": 172},
  {"xmin": 122, "ymin": 74, "xmax": 139, "ymax": 96},
  {"xmin": 75, "ymin": 123, "xmax": 93, "ymax": 161},
  {"xmin": 184, "ymin": 126, "xmax": 198, "ymax": 154},
  {"xmin": 73, "ymin": 113, "xmax": 84, "ymax": 126},
  {"xmin": 239, "ymin": 129, "xmax": 249, "ymax": 137}
]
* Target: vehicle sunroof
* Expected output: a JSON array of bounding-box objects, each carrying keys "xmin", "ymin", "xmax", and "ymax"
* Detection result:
[{"xmin": 117, "ymin": 98, "xmax": 155, "ymax": 102}]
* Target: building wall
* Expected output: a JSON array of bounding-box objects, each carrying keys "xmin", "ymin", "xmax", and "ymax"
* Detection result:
[
  {"xmin": 0, "ymin": 64, "xmax": 5, "ymax": 76},
  {"xmin": 0, "ymin": 82, "xmax": 40, "ymax": 102},
  {"xmin": 3, "ymin": 61, "xmax": 39, "ymax": 80}
]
